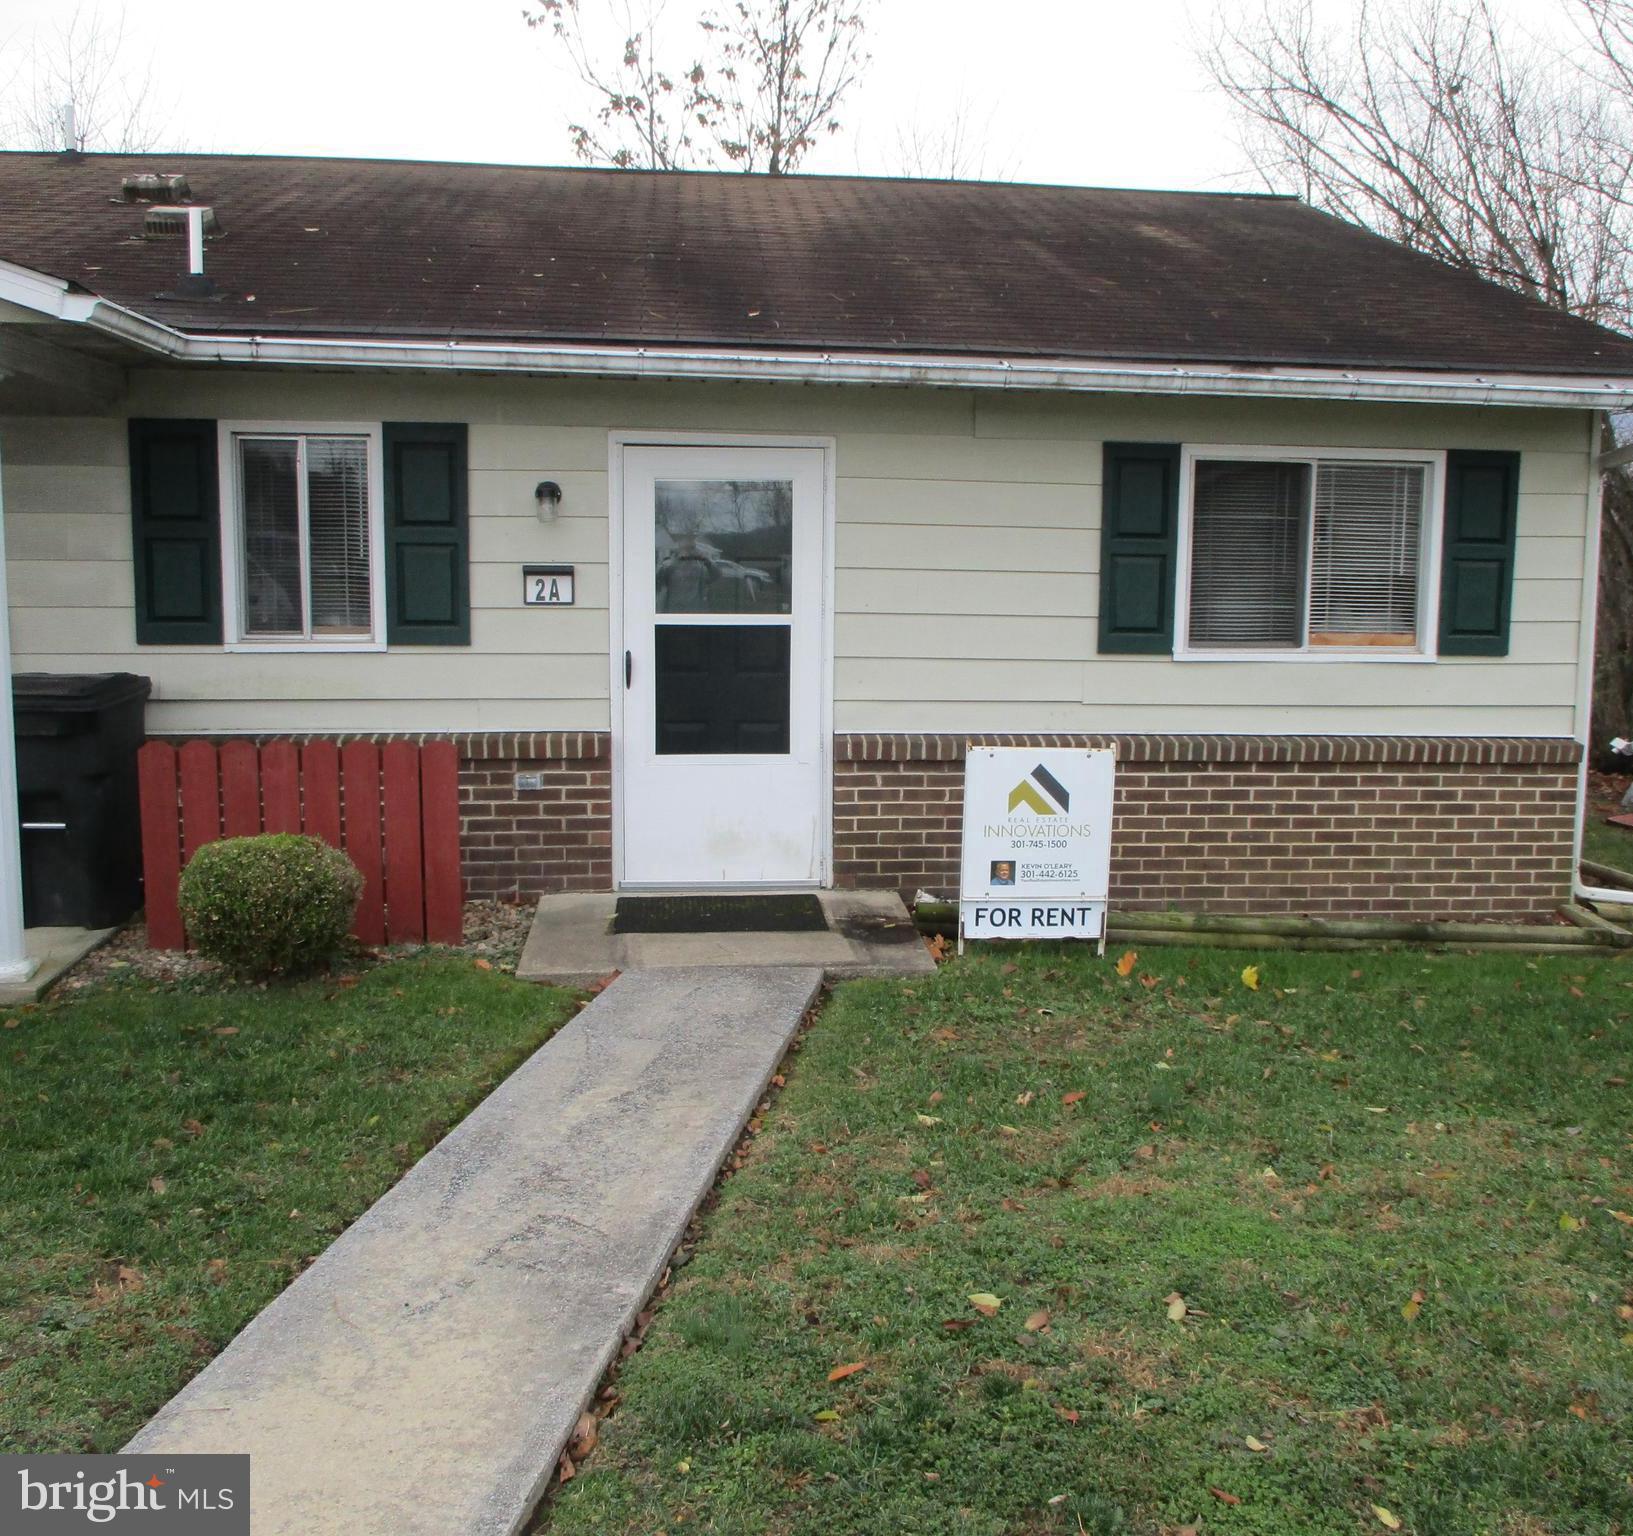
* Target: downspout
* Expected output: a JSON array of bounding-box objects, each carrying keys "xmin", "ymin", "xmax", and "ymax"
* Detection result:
[
  {"xmin": 0, "ymin": 446, "xmax": 36, "ymax": 981},
  {"xmin": 1574, "ymin": 410, "xmax": 1632, "ymax": 905}
]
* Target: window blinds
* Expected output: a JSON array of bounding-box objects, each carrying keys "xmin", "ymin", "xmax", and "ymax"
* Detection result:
[
  {"xmin": 306, "ymin": 438, "xmax": 371, "ymax": 635},
  {"xmin": 1308, "ymin": 461, "xmax": 1423, "ymax": 645},
  {"xmin": 238, "ymin": 435, "xmax": 372, "ymax": 641},
  {"xmin": 1186, "ymin": 460, "xmax": 1308, "ymax": 648},
  {"xmin": 1186, "ymin": 456, "xmax": 1427, "ymax": 652}
]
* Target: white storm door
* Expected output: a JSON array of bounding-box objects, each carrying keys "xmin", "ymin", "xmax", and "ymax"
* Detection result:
[{"xmin": 619, "ymin": 445, "xmax": 826, "ymax": 886}]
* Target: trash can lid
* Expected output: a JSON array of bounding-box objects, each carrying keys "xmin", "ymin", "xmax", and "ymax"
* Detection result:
[{"xmin": 11, "ymin": 672, "xmax": 153, "ymax": 712}]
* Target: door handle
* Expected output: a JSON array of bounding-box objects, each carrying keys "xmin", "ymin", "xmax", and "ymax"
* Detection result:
[{"xmin": 624, "ymin": 650, "xmax": 633, "ymax": 688}]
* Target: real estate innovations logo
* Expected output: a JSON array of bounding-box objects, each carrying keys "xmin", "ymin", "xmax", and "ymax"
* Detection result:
[{"xmin": 1, "ymin": 1456, "xmax": 248, "ymax": 1534}]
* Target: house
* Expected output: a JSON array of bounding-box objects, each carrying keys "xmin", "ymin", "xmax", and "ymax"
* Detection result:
[{"xmin": 0, "ymin": 150, "xmax": 1629, "ymax": 938}]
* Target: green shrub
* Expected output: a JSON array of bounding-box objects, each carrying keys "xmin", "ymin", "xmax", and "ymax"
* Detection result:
[{"xmin": 178, "ymin": 834, "xmax": 363, "ymax": 978}]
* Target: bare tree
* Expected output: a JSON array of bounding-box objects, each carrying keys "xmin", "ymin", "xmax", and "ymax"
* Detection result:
[
  {"xmin": 1, "ymin": 5, "xmax": 169, "ymax": 153},
  {"xmin": 526, "ymin": 0, "xmax": 869, "ymax": 173},
  {"xmin": 1202, "ymin": 0, "xmax": 1633, "ymax": 327},
  {"xmin": 1202, "ymin": 0, "xmax": 1633, "ymax": 752},
  {"xmin": 887, "ymin": 94, "xmax": 1011, "ymax": 181}
]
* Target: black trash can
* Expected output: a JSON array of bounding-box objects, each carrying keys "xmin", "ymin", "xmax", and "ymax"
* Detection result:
[{"xmin": 12, "ymin": 673, "xmax": 152, "ymax": 929}]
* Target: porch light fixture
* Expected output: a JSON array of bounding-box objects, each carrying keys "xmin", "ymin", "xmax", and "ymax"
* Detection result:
[{"xmin": 534, "ymin": 480, "xmax": 563, "ymax": 522}]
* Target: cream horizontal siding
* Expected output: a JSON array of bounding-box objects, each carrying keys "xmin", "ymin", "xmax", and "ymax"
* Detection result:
[{"xmin": 0, "ymin": 374, "xmax": 1596, "ymax": 739}]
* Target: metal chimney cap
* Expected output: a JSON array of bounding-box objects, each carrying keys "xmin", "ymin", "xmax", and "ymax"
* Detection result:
[
  {"xmin": 142, "ymin": 205, "xmax": 222, "ymax": 238},
  {"xmin": 121, "ymin": 173, "xmax": 192, "ymax": 204}
]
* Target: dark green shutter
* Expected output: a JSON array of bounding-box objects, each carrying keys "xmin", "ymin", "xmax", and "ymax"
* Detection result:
[
  {"xmin": 1438, "ymin": 449, "xmax": 1518, "ymax": 656},
  {"xmin": 129, "ymin": 418, "xmax": 221, "ymax": 644},
  {"xmin": 384, "ymin": 423, "xmax": 470, "ymax": 646},
  {"xmin": 1097, "ymin": 442, "xmax": 1181, "ymax": 654}
]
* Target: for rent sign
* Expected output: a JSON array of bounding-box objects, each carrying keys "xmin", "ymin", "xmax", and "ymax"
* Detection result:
[{"xmin": 958, "ymin": 747, "xmax": 1115, "ymax": 946}]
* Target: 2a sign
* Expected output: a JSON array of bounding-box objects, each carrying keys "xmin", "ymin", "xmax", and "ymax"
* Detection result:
[{"xmin": 523, "ymin": 565, "xmax": 575, "ymax": 606}]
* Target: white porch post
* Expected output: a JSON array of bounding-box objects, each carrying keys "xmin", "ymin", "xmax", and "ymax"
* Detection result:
[{"xmin": 0, "ymin": 446, "xmax": 36, "ymax": 982}]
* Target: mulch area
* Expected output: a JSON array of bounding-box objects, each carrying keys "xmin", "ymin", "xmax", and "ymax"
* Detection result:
[
  {"xmin": 51, "ymin": 898, "xmax": 538, "ymax": 996},
  {"xmin": 1589, "ymin": 769, "xmax": 1632, "ymax": 820}
]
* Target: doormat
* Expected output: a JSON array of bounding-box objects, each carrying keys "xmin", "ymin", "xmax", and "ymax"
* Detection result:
[{"xmin": 612, "ymin": 894, "xmax": 828, "ymax": 934}]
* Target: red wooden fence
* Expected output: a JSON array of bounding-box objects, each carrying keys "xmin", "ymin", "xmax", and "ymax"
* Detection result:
[{"xmin": 137, "ymin": 739, "xmax": 463, "ymax": 950}]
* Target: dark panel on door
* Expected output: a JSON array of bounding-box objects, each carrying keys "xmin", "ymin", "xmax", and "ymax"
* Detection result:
[{"xmin": 655, "ymin": 625, "xmax": 791, "ymax": 755}]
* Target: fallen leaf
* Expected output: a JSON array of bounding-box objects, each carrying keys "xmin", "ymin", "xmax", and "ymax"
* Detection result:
[
  {"xmin": 557, "ymin": 1452, "xmax": 575, "ymax": 1484},
  {"xmin": 827, "ymin": 1361, "xmax": 868, "ymax": 1382},
  {"xmin": 182, "ymin": 1119, "xmax": 205, "ymax": 1138},
  {"xmin": 1210, "ymin": 1488, "xmax": 1242, "ymax": 1506},
  {"xmin": 1024, "ymin": 1308, "xmax": 1051, "ymax": 1332},
  {"xmin": 1608, "ymin": 1209, "xmax": 1633, "ymax": 1225},
  {"xmin": 213, "ymin": 1026, "xmax": 239, "ymax": 1037},
  {"xmin": 204, "ymin": 1258, "xmax": 228, "ymax": 1284},
  {"xmin": 1241, "ymin": 965, "xmax": 1260, "ymax": 991},
  {"xmin": 148, "ymin": 1176, "xmax": 167, "ymax": 1195},
  {"xmin": 926, "ymin": 934, "xmax": 948, "ymax": 962},
  {"xmin": 1015, "ymin": 1091, "xmax": 1035, "ymax": 1107},
  {"xmin": 1165, "ymin": 1292, "xmax": 1188, "ymax": 1323},
  {"xmin": 1062, "ymin": 1089, "xmax": 1087, "ymax": 1106},
  {"xmin": 1372, "ymin": 1507, "xmax": 1401, "ymax": 1531},
  {"xmin": 968, "ymin": 1292, "xmax": 1003, "ymax": 1317},
  {"xmin": 1053, "ymin": 1404, "xmax": 1080, "ymax": 1425},
  {"xmin": 812, "ymin": 1409, "xmax": 840, "ymax": 1423},
  {"xmin": 1115, "ymin": 950, "xmax": 1138, "ymax": 977},
  {"xmin": 1401, "ymin": 1288, "xmax": 1425, "ymax": 1322},
  {"xmin": 474, "ymin": 957, "xmax": 493, "ymax": 971},
  {"xmin": 915, "ymin": 1113, "xmax": 942, "ymax": 1127},
  {"xmin": 1560, "ymin": 1212, "xmax": 1584, "ymax": 1232},
  {"xmin": 1245, "ymin": 1435, "xmax": 1268, "ymax": 1453},
  {"xmin": 997, "ymin": 1123, "xmax": 1020, "ymax": 1137},
  {"xmin": 116, "ymin": 1265, "xmax": 144, "ymax": 1293},
  {"xmin": 941, "ymin": 1317, "xmax": 977, "ymax": 1331},
  {"xmin": 566, "ymin": 1411, "xmax": 598, "ymax": 1460}
]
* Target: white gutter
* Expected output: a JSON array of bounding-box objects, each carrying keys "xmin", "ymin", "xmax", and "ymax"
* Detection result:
[
  {"xmin": 4, "ymin": 257, "xmax": 1633, "ymax": 410},
  {"xmin": 1574, "ymin": 412, "xmax": 1633, "ymax": 906}
]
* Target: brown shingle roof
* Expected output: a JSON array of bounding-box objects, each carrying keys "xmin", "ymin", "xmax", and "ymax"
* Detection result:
[{"xmin": 3, "ymin": 150, "xmax": 1632, "ymax": 375}]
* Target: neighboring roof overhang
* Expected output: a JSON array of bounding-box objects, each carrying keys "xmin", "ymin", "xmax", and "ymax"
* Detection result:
[{"xmin": 6, "ymin": 257, "xmax": 1632, "ymax": 411}]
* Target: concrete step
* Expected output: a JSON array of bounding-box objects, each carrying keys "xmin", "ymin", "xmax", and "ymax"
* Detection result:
[
  {"xmin": 124, "ymin": 965, "xmax": 823, "ymax": 1536},
  {"xmin": 517, "ymin": 888, "xmax": 935, "ymax": 986}
]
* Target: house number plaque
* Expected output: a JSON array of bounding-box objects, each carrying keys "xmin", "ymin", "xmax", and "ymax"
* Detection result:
[{"xmin": 523, "ymin": 565, "xmax": 575, "ymax": 606}]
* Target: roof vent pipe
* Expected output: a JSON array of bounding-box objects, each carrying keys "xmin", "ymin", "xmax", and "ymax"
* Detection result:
[{"xmin": 185, "ymin": 206, "xmax": 206, "ymax": 277}]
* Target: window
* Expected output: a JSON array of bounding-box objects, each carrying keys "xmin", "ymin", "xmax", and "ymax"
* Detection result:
[
  {"xmin": 224, "ymin": 427, "xmax": 382, "ymax": 647},
  {"xmin": 1180, "ymin": 450, "xmax": 1436, "ymax": 657}
]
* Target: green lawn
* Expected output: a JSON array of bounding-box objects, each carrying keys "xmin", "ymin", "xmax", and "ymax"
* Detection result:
[
  {"xmin": 1583, "ymin": 812, "xmax": 1633, "ymax": 877},
  {"xmin": 0, "ymin": 954, "xmax": 576, "ymax": 1453},
  {"xmin": 549, "ymin": 945, "xmax": 1633, "ymax": 1536}
]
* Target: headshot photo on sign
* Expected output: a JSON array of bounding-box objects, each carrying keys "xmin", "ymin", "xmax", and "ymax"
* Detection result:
[{"xmin": 990, "ymin": 860, "xmax": 1016, "ymax": 886}]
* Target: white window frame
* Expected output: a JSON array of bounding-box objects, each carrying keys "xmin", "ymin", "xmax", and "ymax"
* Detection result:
[
  {"xmin": 218, "ymin": 420, "xmax": 386, "ymax": 653},
  {"xmin": 1173, "ymin": 443, "xmax": 1445, "ymax": 664}
]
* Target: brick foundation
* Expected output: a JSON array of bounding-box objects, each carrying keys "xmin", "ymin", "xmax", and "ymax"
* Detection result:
[
  {"xmin": 455, "ymin": 733, "xmax": 611, "ymax": 898},
  {"xmin": 833, "ymin": 734, "xmax": 1582, "ymax": 921},
  {"xmin": 155, "ymin": 730, "xmax": 1583, "ymax": 918}
]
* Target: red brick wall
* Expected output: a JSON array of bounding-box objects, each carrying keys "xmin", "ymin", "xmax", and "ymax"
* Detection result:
[
  {"xmin": 158, "ymin": 731, "xmax": 1582, "ymax": 918},
  {"xmin": 834, "ymin": 734, "xmax": 1582, "ymax": 921},
  {"xmin": 456, "ymin": 733, "xmax": 611, "ymax": 898}
]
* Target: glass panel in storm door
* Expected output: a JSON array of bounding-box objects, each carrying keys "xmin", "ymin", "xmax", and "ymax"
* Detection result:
[
  {"xmin": 654, "ymin": 480, "xmax": 793, "ymax": 613},
  {"xmin": 655, "ymin": 625, "xmax": 791, "ymax": 755}
]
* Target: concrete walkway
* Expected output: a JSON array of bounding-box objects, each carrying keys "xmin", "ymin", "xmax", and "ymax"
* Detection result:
[{"xmin": 125, "ymin": 966, "xmax": 822, "ymax": 1536}]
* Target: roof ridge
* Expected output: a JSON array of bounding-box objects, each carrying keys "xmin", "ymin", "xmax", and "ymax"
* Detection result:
[{"xmin": 0, "ymin": 148, "xmax": 1297, "ymax": 200}]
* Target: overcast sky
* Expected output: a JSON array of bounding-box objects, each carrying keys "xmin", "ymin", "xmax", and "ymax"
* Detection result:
[{"xmin": 0, "ymin": 0, "xmax": 1579, "ymax": 189}]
